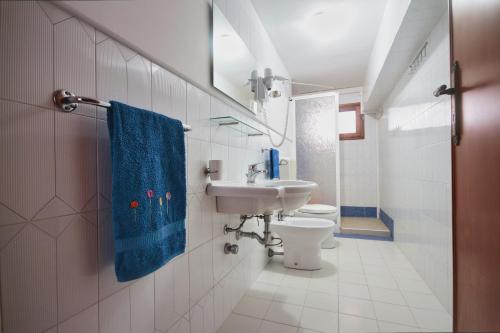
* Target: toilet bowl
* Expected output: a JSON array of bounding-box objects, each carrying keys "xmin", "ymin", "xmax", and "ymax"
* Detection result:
[
  {"xmin": 294, "ymin": 204, "xmax": 338, "ymax": 249},
  {"xmin": 271, "ymin": 217, "xmax": 335, "ymax": 270}
]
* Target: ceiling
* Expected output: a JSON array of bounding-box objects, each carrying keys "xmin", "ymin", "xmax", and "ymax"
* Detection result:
[{"xmin": 251, "ymin": 0, "xmax": 388, "ymax": 94}]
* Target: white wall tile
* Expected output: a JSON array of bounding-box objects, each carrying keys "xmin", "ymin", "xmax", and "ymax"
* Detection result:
[
  {"xmin": 190, "ymin": 290, "xmax": 215, "ymax": 333},
  {"xmin": 0, "ymin": 2, "xmax": 290, "ymax": 332},
  {"xmin": 58, "ymin": 304, "xmax": 98, "ymax": 333},
  {"xmin": 130, "ymin": 275, "xmax": 155, "ymax": 333},
  {"xmin": 378, "ymin": 13, "xmax": 452, "ymax": 313},
  {"xmin": 57, "ymin": 216, "xmax": 98, "ymax": 321},
  {"xmin": 127, "ymin": 55, "xmax": 152, "ymax": 110},
  {"xmin": 54, "ymin": 17, "xmax": 96, "ymax": 118},
  {"xmin": 152, "ymin": 64, "xmax": 187, "ymax": 122},
  {"xmin": 0, "ymin": 1, "xmax": 53, "ymax": 108},
  {"xmin": 99, "ymin": 287, "xmax": 131, "ymax": 333},
  {"xmin": 0, "ymin": 225, "xmax": 57, "ymax": 333},
  {"xmin": 96, "ymin": 39, "xmax": 128, "ymax": 119},
  {"xmin": 154, "ymin": 254, "xmax": 190, "ymax": 332},
  {"xmin": 190, "ymin": 240, "xmax": 214, "ymax": 307}
]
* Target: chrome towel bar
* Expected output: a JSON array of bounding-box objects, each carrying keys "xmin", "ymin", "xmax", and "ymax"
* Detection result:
[{"xmin": 53, "ymin": 89, "xmax": 192, "ymax": 132}]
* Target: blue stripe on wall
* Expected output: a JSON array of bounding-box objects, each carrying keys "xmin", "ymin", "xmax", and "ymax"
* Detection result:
[
  {"xmin": 340, "ymin": 206, "xmax": 378, "ymax": 218},
  {"xmin": 379, "ymin": 209, "xmax": 394, "ymax": 240}
]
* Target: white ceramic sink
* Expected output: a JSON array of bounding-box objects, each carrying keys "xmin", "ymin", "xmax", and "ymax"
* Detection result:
[{"xmin": 206, "ymin": 180, "xmax": 317, "ymax": 214}]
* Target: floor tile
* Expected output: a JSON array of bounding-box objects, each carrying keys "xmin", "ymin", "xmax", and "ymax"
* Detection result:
[
  {"xmin": 246, "ymin": 282, "xmax": 278, "ymax": 300},
  {"xmin": 365, "ymin": 275, "xmax": 398, "ymax": 290},
  {"xmin": 395, "ymin": 278, "xmax": 432, "ymax": 294},
  {"xmin": 274, "ymin": 286, "xmax": 308, "ymax": 305},
  {"xmin": 281, "ymin": 275, "xmax": 310, "ymax": 289},
  {"xmin": 218, "ymin": 313, "xmax": 261, "ymax": 333},
  {"xmin": 339, "ymin": 314, "xmax": 379, "ymax": 333},
  {"xmin": 339, "ymin": 272, "xmax": 367, "ymax": 285},
  {"xmin": 402, "ymin": 291, "xmax": 445, "ymax": 311},
  {"xmin": 308, "ymin": 278, "xmax": 337, "ymax": 293},
  {"xmin": 258, "ymin": 320, "xmax": 298, "ymax": 333},
  {"xmin": 368, "ymin": 287, "xmax": 406, "ymax": 306},
  {"xmin": 304, "ymin": 290, "xmax": 339, "ymax": 312},
  {"xmin": 377, "ymin": 321, "xmax": 420, "ymax": 332},
  {"xmin": 410, "ymin": 308, "xmax": 452, "ymax": 331},
  {"xmin": 339, "ymin": 283, "xmax": 370, "ymax": 300},
  {"xmin": 300, "ymin": 307, "xmax": 338, "ymax": 333},
  {"xmin": 257, "ymin": 271, "xmax": 284, "ymax": 285},
  {"xmin": 234, "ymin": 296, "xmax": 272, "ymax": 319},
  {"xmin": 264, "ymin": 301, "xmax": 303, "ymax": 326},
  {"xmin": 372, "ymin": 302, "xmax": 417, "ymax": 327},
  {"xmin": 339, "ymin": 297, "xmax": 376, "ymax": 319}
]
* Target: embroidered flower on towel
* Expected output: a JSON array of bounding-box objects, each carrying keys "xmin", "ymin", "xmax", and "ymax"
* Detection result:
[
  {"xmin": 130, "ymin": 200, "xmax": 139, "ymax": 223},
  {"xmin": 166, "ymin": 192, "xmax": 172, "ymax": 215},
  {"xmin": 147, "ymin": 190, "xmax": 154, "ymax": 198}
]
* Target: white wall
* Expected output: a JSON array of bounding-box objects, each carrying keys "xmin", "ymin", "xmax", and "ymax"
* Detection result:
[
  {"xmin": 363, "ymin": 0, "xmax": 411, "ymax": 106},
  {"xmin": 339, "ymin": 91, "xmax": 378, "ymax": 208},
  {"xmin": 378, "ymin": 12, "xmax": 452, "ymax": 313},
  {"xmin": 56, "ymin": 0, "xmax": 295, "ymax": 145},
  {"xmin": 0, "ymin": 1, "xmax": 290, "ymax": 332}
]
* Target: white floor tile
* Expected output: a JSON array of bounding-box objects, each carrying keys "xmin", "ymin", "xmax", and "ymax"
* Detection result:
[
  {"xmin": 363, "ymin": 265, "xmax": 392, "ymax": 278},
  {"xmin": 304, "ymin": 290, "xmax": 339, "ymax": 312},
  {"xmin": 300, "ymin": 307, "xmax": 338, "ymax": 333},
  {"xmin": 339, "ymin": 272, "xmax": 367, "ymax": 285},
  {"xmin": 339, "ymin": 297, "xmax": 376, "ymax": 319},
  {"xmin": 368, "ymin": 287, "xmax": 406, "ymax": 306},
  {"xmin": 264, "ymin": 301, "xmax": 303, "ymax": 326},
  {"xmin": 339, "ymin": 314, "xmax": 379, "ymax": 333},
  {"xmin": 274, "ymin": 286, "xmax": 308, "ymax": 305},
  {"xmin": 402, "ymin": 291, "xmax": 445, "ymax": 311},
  {"xmin": 281, "ymin": 275, "xmax": 310, "ymax": 289},
  {"xmin": 377, "ymin": 321, "xmax": 420, "ymax": 332},
  {"xmin": 339, "ymin": 283, "xmax": 371, "ymax": 300},
  {"xmin": 372, "ymin": 302, "xmax": 417, "ymax": 327},
  {"xmin": 258, "ymin": 320, "xmax": 298, "ymax": 333},
  {"xmin": 365, "ymin": 276, "xmax": 398, "ymax": 290},
  {"xmin": 246, "ymin": 282, "xmax": 278, "ymax": 301},
  {"xmin": 233, "ymin": 296, "xmax": 272, "ymax": 319},
  {"xmin": 217, "ymin": 313, "xmax": 261, "ymax": 333},
  {"xmin": 311, "ymin": 269, "xmax": 339, "ymax": 281},
  {"xmin": 395, "ymin": 278, "xmax": 432, "ymax": 294},
  {"xmin": 308, "ymin": 279, "xmax": 337, "ymax": 293},
  {"xmin": 410, "ymin": 308, "xmax": 452, "ymax": 331},
  {"xmin": 257, "ymin": 271, "xmax": 285, "ymax": 285}
]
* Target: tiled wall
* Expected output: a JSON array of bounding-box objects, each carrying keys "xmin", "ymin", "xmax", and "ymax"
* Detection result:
[
  {"xmin": 339, "ymin": 95, "xmax": 378, "ymax": 209},
  {"xmin": 0, "ymin": 2, "xmax": 294, "ymax": 332},
  {"xmin": 378, "ymin": 13, "xmax": 452, "ymax": 313}
]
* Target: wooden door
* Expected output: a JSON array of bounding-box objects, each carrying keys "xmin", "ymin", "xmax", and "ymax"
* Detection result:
[{"xmin": 451, "ymin": 0, "xmax": 500, "ymax": 331}]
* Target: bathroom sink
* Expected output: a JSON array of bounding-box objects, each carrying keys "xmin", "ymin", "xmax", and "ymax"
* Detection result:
[
  {"xmin": 206, "ymin": 180, "xmax": 317, "ymax": 214},
  {"xmin": 262, "ymin": 180, "xmax": 318, "ymax": 212}
]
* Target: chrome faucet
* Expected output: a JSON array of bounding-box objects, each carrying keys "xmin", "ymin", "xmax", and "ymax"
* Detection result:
[{"xmin": 246, "ymin": 162, "xmax": 267, "ymax": 183}]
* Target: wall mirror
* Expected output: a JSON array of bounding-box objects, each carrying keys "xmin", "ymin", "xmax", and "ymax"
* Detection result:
[{"xmin": 212, "ymin": 2, "xmax": 258, "ymax": 113}]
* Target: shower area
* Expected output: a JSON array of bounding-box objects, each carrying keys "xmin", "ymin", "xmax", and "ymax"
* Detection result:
[
  {"xmin": 294, "ymin": 93, "xmax": 341, "ymax": 232},
  {"xmin": 294, "ymin": 92, "xmax": 391, "ymax": 239}
]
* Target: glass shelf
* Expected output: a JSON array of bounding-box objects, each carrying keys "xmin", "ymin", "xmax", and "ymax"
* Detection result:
[{"xmin": 210, "ymin": 116, "xmax": 264, "ymax": 136}]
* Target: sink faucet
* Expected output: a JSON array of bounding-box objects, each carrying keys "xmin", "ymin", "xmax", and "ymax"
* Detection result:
[{"xmin": 246, "ymin": 162, "xmax": 267, "ymax": 183}]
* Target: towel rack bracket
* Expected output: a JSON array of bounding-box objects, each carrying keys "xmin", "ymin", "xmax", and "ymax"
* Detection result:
[{"xmin": 53, "ymin": 89, "xmax": 79, "ymax": 112}]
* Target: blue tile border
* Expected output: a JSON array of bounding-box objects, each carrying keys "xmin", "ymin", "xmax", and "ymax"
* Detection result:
[
  {"xmin": 340, "ymin": 206, "xmax": 378, "ymax": 218},
  {"xmin": 379, "ymin": 209, "xmax": 394, "ymax": 241},
  {"xmin": 334, "ymin": 233, "xmax": 392, "ymax": 241}
]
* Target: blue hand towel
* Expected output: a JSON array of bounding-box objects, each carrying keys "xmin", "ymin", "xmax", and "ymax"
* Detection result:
[
  {"xmin": 107, "ymin": 101, "xmax": 186, "ymax": 282},
  {"xmin": 270, "ymin": 148, "xmax": 280, "ymax": 179}
]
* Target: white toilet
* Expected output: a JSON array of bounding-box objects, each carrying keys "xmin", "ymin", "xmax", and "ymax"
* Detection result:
[
  {"xmin": 294, "ymin": 204, "xmax": 338, "ymax": 249},
  {"xmin": 271, "ymin": 217, "xmax": 335, "ymax": 270}
]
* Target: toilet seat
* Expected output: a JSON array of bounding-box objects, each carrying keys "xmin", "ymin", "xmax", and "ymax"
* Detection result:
[
  {"xmin": 298, "ymin": 204, "xmax": 337, "ymax": 214},
  {"xmin": 295, "ymin": 204, "xmax": 338, "ymax": 249}
]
